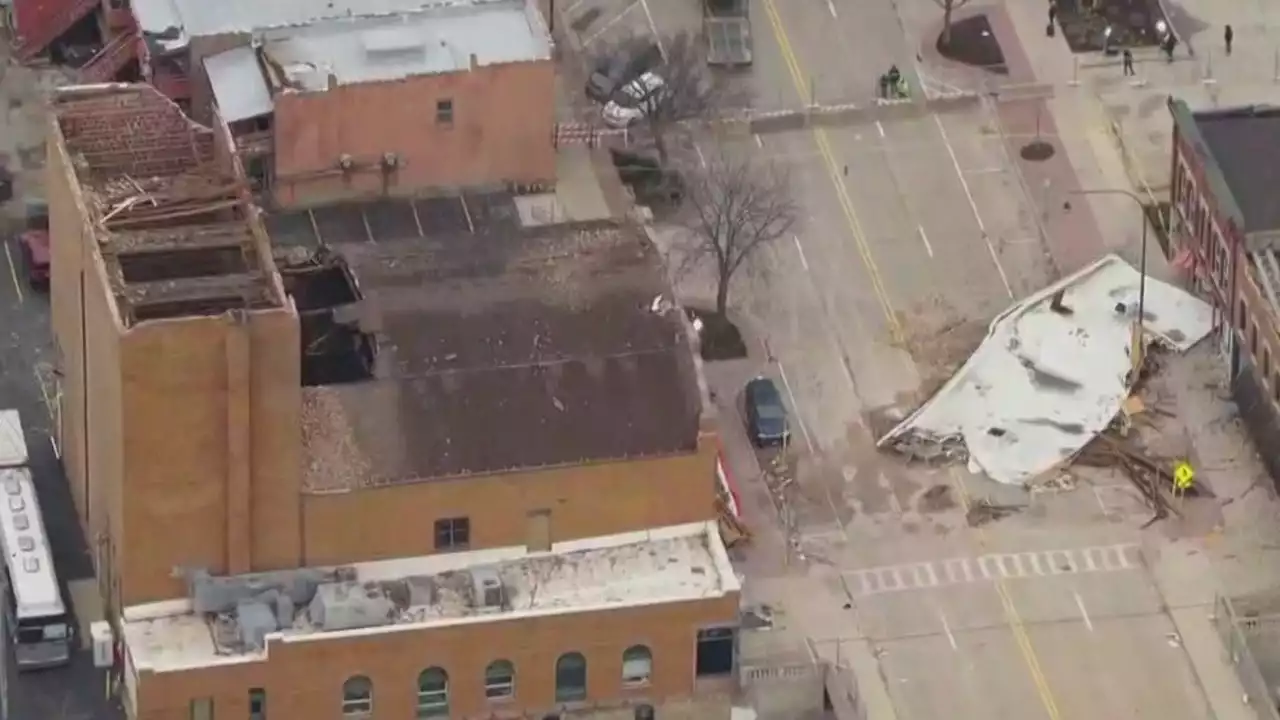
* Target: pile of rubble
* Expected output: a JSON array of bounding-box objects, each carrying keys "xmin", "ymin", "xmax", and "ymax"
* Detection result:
[{"xmin": 92, "ymin": 164, "xmax": 247, "ymax": 230}]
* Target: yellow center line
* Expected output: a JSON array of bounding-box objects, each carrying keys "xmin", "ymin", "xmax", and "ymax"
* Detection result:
[{"xmin": 757, "ymin": 3, "xmax": 1063, "ymax": 718}]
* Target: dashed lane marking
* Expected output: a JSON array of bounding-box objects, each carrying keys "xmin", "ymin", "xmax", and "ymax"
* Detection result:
[{"xmin": 844, "ymin": 543, "xmax": 1141, "ymax": 597}]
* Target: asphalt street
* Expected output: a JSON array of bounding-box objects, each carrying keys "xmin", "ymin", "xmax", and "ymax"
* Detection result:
[{"xmin": 678, "ymin": 0, "xmax": 1232, "ymax": 717}]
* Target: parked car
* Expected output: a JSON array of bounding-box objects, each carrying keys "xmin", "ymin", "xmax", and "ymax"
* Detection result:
[
  {"xmin": 602, "ymin": 72, "xmax": 666, "ymax": 128},
  {"xmin": 584, "ymin": 40, "xmax": 662, "ymax": 104},
  {"xmin": 744, "ymin": 377, "xmax": 790, "ymax": 447},
  {"xmin": 17, "ymin": 199, "xmax": 49, "ymax": 290}
]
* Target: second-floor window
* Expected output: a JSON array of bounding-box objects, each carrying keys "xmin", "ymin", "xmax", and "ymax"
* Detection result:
[
  {"xmin": 434, "ymin": 517, "xmax": 470, "ymax": 551},
  {"xmin": 436, "ymin": 99, "xmax": 454, "ymax": 125}
]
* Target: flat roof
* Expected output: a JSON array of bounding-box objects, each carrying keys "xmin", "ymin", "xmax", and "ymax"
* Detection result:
[
  {"xmin": 1190, "ymin": 105, "xmax": 1280, "ymax": 233},
  {"xmin": 121, "ymin": 521, "xmax": 738, "ymax": 672},
  {"xmin": 260, "ymin": 1, "xmax": 551, "ymax": 91},
  {"xmin": 204, "ymin": 47, "xmax": 273, "ymax": 122},
  {"xmin": 278, "ymin": 197, "xmax": 703, "ymax": 490},
  {"xmin": 132, "ymin": 0, "xmax": 548, "ymax": 47}
]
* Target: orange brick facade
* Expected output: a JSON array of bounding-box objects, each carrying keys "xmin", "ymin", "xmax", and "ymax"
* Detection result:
[
  {"xmin": 269, "ymin": 59, "xmax": 557, "ymax": 209},
  {"xmin": 48, "ymin": 84, "xmax": 734, "ymax": 720},
  {"xmin": 130, "ymin": 598, "xmax": 738, "ymax": 720}
]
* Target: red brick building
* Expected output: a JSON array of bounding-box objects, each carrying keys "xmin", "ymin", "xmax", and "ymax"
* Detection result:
[
  {"xmin": 1168, "ymin": 98, "xmax": 1280, "ymax": 478},
  {"xmin": 47, "ymin": 83, "xmax": 739, "ymax": 720},
  {"xmin": 17, "ymin": 0, "xmax": 557, "ymax": 207}
]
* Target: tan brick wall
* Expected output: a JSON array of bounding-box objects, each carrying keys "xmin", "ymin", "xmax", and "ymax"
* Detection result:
[
  {"xmin": 270, "ymin": 59, "xmax": 556, "ymax": 208},
  {"xmin": 116, "ymin": 310, "xmax": 302, "ymax": 604},
  {"xmin": 302, "ymin": 436, "xmax": 720, "ymax": 565},
  {"xmin": 132, "ymin": 595, "xmax": 739, "ymax": 720}
]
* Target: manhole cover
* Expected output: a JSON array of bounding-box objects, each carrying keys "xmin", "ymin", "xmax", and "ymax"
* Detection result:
[{"xmin": 1020, "ymin": 141, "xmax": 1056, "ymax": 161}]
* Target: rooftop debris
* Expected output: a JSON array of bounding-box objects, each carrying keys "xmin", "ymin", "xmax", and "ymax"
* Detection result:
[
  {"xmin": 879, "ymin": 255, "xmax": 1213, "ymax": 485},
  {"xmin": 89, "ymin": 164, "xmax": 248, "ymax": 231}
]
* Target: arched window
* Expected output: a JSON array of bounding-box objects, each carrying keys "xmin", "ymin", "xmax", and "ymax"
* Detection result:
[
  {"xmin": 554, "ymin": 652, "xmax": 588, "ymax": 702},
  {"xmin": 484, "ymin": 659, "xmax": 516, "ymax": 700},
  {"xmin": 416, "ymin": 667, "xmax": 449, "ymax": 717},
  {"xmin": 621, "ymin": 645, "xmax": 653, "ymax": 685},
  {"xmin": 341, "ymin": 676, "xmax": 373, "ymax": 717}
]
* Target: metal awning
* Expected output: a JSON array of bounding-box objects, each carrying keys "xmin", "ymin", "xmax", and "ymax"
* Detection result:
[{"xmin": 204, "ymin": 46, "xmax": 273, "ymax": 123}]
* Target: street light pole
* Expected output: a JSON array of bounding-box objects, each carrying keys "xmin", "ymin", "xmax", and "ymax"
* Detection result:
[{"xmin": 1065, "ymin": 188, "xmax": 1150, "ymax": 378}]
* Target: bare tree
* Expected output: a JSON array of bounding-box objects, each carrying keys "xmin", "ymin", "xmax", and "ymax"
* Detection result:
[
  {"xmin": 934, "ymin": 0, "xmax": 972, "ymax": 47},
  {"xmin": 683, "ymin": 152, "xmax": 799, "ymax": 316}
]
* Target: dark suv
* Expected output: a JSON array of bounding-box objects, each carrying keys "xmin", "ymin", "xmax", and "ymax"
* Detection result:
[{"xmin": 744, "ymin": 377, "xmax": 790, "ymax": 447}]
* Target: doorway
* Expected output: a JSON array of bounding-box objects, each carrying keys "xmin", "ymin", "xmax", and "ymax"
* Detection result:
[{"xmin": 526, "ymin": 510, "xmax": 551, "ymax": 552}]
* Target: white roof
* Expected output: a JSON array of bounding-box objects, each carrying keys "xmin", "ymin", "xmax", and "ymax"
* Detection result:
[
  {"xmin": 204, "ymin": 47, "xmax": 274, "ymax": 123},
  {"xmin": 0, "ymin": 410, "xmax": 26, "ymax": 467},
  {"xmin": 132, "ymin": 0, "xmax": 545, "ymax": 45},
  {"xmin": 0, "ymin": 468, "xmax": 65, "ymax": 619},
  {"xmin": 260, "ymin": 1, "xmax": 551, "ymax": 91},
  {"xmin": 879, "ymin": 255, "xmax": 1214, "ymax": 485},
  {"xmin": 122, "ymin": 521, "xmax": 738, "ymax": 672}
]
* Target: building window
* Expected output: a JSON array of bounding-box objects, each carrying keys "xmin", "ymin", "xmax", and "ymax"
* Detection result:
[
  {"xmin": 249, "ymin": 689, "xmax": 266, "ymax": 720},
  {"xmin": 695, "ymin": 627, "xmax": 736, "ymax": 677},
  {"xmin": 555, "ymin": 652, "xmax": 588, "ymax": 702},
  {"xmin": 433, "ymin": 517, "xmax": 469, "ymax": 550},
  {"xmin": 1252, "ymin": 322, "xmax": 1259, "ymax": 357},
  {"xmin": 416, "ymin": 667, "xmax": 448, "ymax": 717},
  {"xmin": 189, "ymin": 698, "xmax": 213, "ymax": 720},
  {"xmin": 485, "ymin": 659, "xmax": 516, "ymax": 700},
  {"xmin": 621, "ymin": 645, "xmax": 653, "ymax": 686},
  {"xmin": 436, "ymin": 99, "xmax": 454, "ymax": 125},
  {"xmin": 1265, "ymin": 348, "xmax": 1271, "ymax": 380},
  {"xmin": 342, "ymin": 676, "xmax": 373, "ymax": 718}
]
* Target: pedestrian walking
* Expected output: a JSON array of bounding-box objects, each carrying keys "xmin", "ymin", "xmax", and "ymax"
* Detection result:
[
  {"xmin": 1122, "ymin": 48, "xmax": 1135, "ymax": 76},
  {"xmin": 1163, "ymin": 33, "xmax": 1178, "ymax": 62},
  {"xmin": 1047, "ymin": 2, "xmax": 1057, "ymax": 36},
  {"xmin": 1224, "ymin": 24, "xmax": 1234, "ymax": 55}
]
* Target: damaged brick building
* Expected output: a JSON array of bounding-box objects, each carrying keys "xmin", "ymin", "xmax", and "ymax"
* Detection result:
[
  {"xmin": 47, "ymin": 83, "xmax": 738, "ymax": 720},
  {"xmin": 1168, "ymin": 98, "xmax": 1280, "ymax": 482}
]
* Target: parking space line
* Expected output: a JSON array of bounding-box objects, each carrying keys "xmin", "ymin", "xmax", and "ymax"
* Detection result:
[
  {"xmin": 754, "ymin": 134, "xmax": 763, "ymax": 148},
  {"xmin": 793, "ymin": 235, "xmax": 809, "ymax": 271},
  {"xmin": 3, "ymin": 241, "xmax": 24, "ymax": 304},
  {"xmin": 581, "ymin": 1, "xmax": 638, "ymax": 46},
  {"xmin": 826, "ymin": 0, "xmax": 837, "ymax": 17},
  {"xmin": 694, "ymin": 143, "xmax": 707, "ymax": 168},
  {"xmin": 916, "ymin": 225, "xmax": 934, "ymax": 258},
  {"xmin": 775, "ymin": 361, "xmax": 815, "ymax": 454},
  {"xmin": 937, "ymin": 607, "xmax": 959, "ymax": 650},
  {"xmin": 933, "ymin": 115, "xmax": 1014, "ymax": 300},
  {"xmin": 875, "ymin": 120, "xmax": 885, "ymax": 138},
  {"xmin": 635, "ymin": 0, "xmax": 665, "ymax": 56},
  {"xmin": 459, "ymin": 195, "xmax": 475, "ymax": 233},
  {"xmin": 1074, "ymin": 592, "xmax": 1094, "ymax": 632}
]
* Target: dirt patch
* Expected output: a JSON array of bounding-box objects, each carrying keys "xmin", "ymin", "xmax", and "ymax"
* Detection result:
[
  {"xmin": 686, "ymin": 307, "xmax": 749, "ymax": 360},
  {"xmin": 938, "ymin": 15, "xmax": 1009, "ymax": 74},
  {"xmin": 916, "ymin": 484, "xmax": 958, "ymax": 513}
]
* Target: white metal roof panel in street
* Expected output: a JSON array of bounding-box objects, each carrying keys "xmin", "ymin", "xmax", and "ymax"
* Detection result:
[
  {"xmin": 204, "ymin": 47, "xmax": 274, "ymax": 123},
  {"xmin": 879, "ymin": 255, "xmax": 1214, "ymax": 486},
  {"xmin": 0, "ymin": 410, "xmax": 28, "ymax": 468}
]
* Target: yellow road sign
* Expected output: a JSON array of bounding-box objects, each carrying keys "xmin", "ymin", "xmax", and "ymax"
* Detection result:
[{"xmin": 1173, "ymin": 462, "xmax": 1195, "ymax": 490}]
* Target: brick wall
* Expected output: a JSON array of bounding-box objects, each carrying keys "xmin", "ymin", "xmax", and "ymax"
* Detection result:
[{"xmin": 53, "ymin": 84, "xmax": 215, "ymax": 179}]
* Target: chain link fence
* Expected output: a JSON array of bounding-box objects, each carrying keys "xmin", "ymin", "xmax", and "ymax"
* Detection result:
[{"xmin": 1213, "ymin": 593, "xmax": 1280, "ymax": 720}]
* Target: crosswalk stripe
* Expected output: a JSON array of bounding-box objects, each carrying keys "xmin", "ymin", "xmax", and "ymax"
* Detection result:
[{"xmin": 840, "ymin": 544, "xmax": 1141, "ymax": 597}]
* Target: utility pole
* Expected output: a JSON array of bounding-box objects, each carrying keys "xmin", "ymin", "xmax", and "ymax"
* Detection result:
[{"xmin": 1065, "ymin": 188, "xmax": 1150, "ymax": 378}]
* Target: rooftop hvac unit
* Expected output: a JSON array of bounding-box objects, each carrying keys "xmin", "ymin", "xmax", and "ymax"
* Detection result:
[
  {"xmin": 309, "ymin": 581, "xmax": 396, "ymax": 631},
  {"xmin": 90, "ymin": 621, "xmax": 113, "ymax": 668},
  {"xmin": 471, "ymin": 568, "xmax": 506, "ymax": 612}
]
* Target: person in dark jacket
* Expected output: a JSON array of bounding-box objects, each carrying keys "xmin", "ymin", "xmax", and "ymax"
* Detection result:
[{"xmin": 1225, "ymin": 24, "xmax": 1234, "ymax": 55}]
